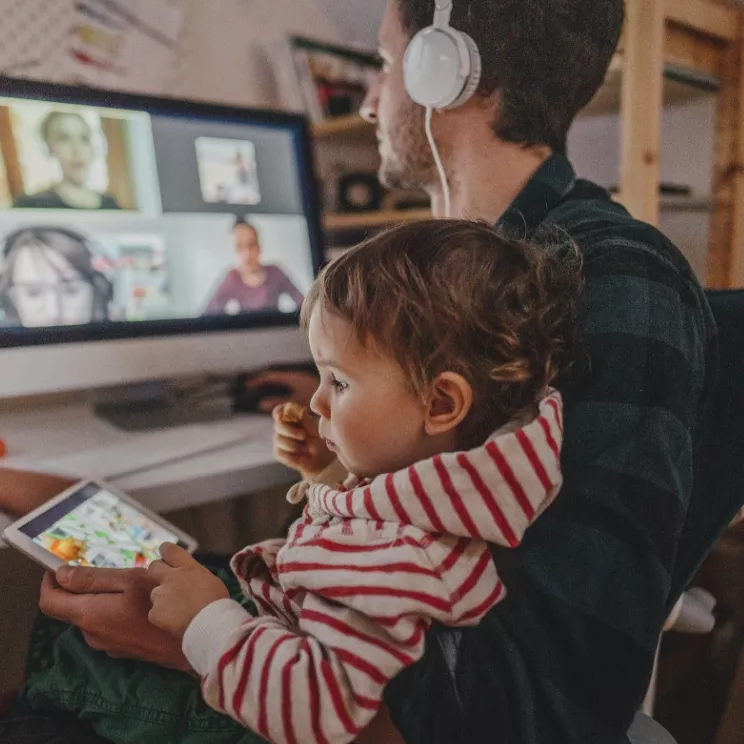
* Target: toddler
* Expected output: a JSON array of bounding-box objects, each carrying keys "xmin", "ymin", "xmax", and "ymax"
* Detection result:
[{"xmin": 147, "ymin": 219, "xmax": 582, "ymax": 744}]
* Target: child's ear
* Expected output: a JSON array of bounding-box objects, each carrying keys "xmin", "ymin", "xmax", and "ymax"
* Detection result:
[{"xmin": 424, "ymin": 372, "xmax": 473, "ymax": 437}]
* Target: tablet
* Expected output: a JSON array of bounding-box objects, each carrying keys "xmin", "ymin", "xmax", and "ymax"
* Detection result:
[{"xmin": 2, "ymin": 479, "xmax": 198, "ymax": 571}]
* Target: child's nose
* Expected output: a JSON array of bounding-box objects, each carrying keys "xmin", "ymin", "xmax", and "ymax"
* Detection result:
[{"xmin": 310, "ymin": 388, "xmax": 327, "ymax": 419}]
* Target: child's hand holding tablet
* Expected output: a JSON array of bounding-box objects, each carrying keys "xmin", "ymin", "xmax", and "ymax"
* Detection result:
[{"xmin": 148, "ymin": 542, "xmax": 230, "ymax": 636}]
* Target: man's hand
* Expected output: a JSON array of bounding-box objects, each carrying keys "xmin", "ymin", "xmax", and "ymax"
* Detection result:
[
  {"xmin": 272, "ymin": 403, "xmax": 336, "ymax": 478},
  {"xmin": 148, "ymin": 543, "xmax": 230, "ymax": 637},
  {"xmin": 40, "ymin": 565, "xmax": 191, "ymax": 672}
]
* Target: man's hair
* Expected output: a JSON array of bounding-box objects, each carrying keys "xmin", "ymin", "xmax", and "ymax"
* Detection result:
[
  {"xmin": 302, "ymin": 220, "xmax": 582, "ymax": 446},
  {"xmin": 397, "ymin": 0, "xmax": 625, "ymax": 153}
]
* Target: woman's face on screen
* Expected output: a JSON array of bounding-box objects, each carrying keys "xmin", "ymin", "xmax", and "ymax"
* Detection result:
[
  {"xmin": 46, "ymin": 114, "xmax": 95, "ymax": 187},
  {"xmin": 10, "ymin": 245, "xmax": 94, "ymax": 327},
  {"xmin": 234, "ymin": 224, "xmax": 262, "ymax": 272}
]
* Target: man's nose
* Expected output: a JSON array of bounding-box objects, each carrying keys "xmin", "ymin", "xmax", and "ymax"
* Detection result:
[{"xmin": 360, "ymin": 74, "xmax": 381, "ymax": 123}]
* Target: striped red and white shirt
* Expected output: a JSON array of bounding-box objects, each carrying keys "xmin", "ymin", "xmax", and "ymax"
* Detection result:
[{"xmin": 183, "ymin": 390, "xmax": 564, "ymax": 744}]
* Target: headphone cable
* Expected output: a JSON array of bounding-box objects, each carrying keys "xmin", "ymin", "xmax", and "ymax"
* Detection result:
[{"xmin": 425, "ymin": 106, "xmax": 451, "ymax": 218}]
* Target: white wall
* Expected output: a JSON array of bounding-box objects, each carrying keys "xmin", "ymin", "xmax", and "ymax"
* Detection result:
[
  {"xmin": 172, "ymin": 0, "xmax": 347, "ymax": 107},
  {"xmin": 568, "ymin": 94, "xmax": 718, "ymax": 282},
  {"xmin": 312, "ymin": 0, "xmax": 385, "ymax": 47}
]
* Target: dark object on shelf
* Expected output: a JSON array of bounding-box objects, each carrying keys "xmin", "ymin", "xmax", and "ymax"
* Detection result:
[
  {"xmin": 338, "ymin": 173, "xmax": 383, "ymax": 213},
  {"xmin": 318, "ymin": 80, "xmax": 367, "ymax": 118},
  {"xmin": 609, "ymin": 182, "xmax": 692, "ymax": 196},
  {"xmin": 393, "ymin": 196, "xmax": 433, "ymax": 211},
  {"xmin": 327, "ymin": 228, "xmax": 369, "ymax": 245},
  {"xmin": 275, "ymin": 36, "xmax": 381, "ymax": 123}
]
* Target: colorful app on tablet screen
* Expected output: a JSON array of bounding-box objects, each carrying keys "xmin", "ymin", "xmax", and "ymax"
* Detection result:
[{"xmin": 24, "ymin": 486, "xmax": 180, "ymax": 568}]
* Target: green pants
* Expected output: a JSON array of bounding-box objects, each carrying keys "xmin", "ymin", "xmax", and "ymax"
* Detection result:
[{"xmin": 15, "ymin": 559, "xmax": 265, "ymax": 744}]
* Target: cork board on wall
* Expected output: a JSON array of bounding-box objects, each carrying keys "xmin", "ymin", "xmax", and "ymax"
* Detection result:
[{"xmin": 0, "ymin": 0, "xmax": 190, "ymax": 97}]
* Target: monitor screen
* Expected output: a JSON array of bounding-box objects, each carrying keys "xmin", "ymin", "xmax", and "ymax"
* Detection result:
[{"xmin": 0, "ymin": 79, "xmax": 324, "ymax": 348}]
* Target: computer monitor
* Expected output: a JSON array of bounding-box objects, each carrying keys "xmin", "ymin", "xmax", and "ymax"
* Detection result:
[{"xmin": 0, "ymin": 77, "xmax": 325, "ymax": 400}]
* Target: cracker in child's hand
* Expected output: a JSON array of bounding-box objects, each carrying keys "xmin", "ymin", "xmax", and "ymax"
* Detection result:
[{"xmin": 280, "ymin": 402, "xmax": 306, "ymax": 424}]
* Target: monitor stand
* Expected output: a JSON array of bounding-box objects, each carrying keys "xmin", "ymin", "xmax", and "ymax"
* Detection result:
[{"xmin": 89, "ymin": 380, "xmax": 236, "ymax": 432}]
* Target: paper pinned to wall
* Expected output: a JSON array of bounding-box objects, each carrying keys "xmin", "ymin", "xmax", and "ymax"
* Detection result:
[
  {"xmin": 0, "ymin": 0, "xmax": 77, "ymax": 82},
  {"xmin": 0, "ymin": 0, "xmax": 186, "ymax": 96},
  {"xmin": 67, "ymin": 0, "xmax": 185, "ymax": 94}
]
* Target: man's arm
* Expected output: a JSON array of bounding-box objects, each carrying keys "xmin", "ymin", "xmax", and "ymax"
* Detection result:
[
  {"xmin": 384, "ymin": 238, "xmax": 714, "ymax": 743},
  {"xmin": 0, "ymin": 468, "xmax": 75, "ymax": 517}
]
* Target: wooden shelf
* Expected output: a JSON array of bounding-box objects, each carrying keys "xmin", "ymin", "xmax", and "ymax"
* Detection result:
[
  {"xmin": 312, "ymin": 114, "xmax": 374, "ymax": 140},
  {"xmin": 323, "ymin": 199, "xmax": 711, "ymax": 235},
  {"xmin": 610, "ymin": 192, "xmax": 715, "ymax": 212},
  {"xmin": 580, "ymin": 51, "xmax": 715, "ymax": 118},
  {"xmin": 323, "ymin": 209, "xmax": 431, "ymax": 231},
  {"xmin": 659, "ymin": 197, "xmax": 714, "ymax": 212}
]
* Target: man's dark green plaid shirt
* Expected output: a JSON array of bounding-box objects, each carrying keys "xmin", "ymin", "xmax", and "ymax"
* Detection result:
[{"xmin": 385, "ymin": 153, "xmax": 719, "ymax": 743}]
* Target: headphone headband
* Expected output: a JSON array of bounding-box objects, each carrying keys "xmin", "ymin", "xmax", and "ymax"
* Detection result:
[{"xmin": 433, "ymin": 0, "xmax": 453, "ymax": 28}]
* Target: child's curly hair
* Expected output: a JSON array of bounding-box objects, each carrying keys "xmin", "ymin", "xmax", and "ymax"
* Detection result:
[{"xmin": 302, "ymin": 219, "xmax": 582, "ymax": 447}]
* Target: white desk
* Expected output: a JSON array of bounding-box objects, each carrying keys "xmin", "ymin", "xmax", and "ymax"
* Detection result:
[{"xmin": 0, "ymin": 395, "xmax": 297, "ymax": 537}]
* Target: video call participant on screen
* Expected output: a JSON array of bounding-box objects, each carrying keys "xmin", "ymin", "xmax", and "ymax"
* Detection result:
[
  {"xmin": 0, "ymin": 226, "xmax": 113, "ymax": 327},
  {"xmin": 203, "ymin": 218, "xmax": 304, "ymax": 315},
  {"xmin": 13, "ymin": 111, "xmax": 122, "ymax": 211}
]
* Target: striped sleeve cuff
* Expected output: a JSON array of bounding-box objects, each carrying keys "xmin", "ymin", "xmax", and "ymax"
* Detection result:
[{"xmin": 183, "ymin": 598, "xmax": 253, "ymax": 676}]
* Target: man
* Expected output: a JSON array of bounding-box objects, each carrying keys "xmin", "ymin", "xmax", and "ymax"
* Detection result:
[{"xmin": 1, "ymin": 1, "xmax": 717, "ymax": 742}]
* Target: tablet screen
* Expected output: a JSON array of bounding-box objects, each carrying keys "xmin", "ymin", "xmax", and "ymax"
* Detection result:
[{"xmin": 19, "ymin": 482, "xmax": 182, "ymax": 568}]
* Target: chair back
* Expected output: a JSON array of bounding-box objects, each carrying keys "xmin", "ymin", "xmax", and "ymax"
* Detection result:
[{"xmin": 627, "ymin": 712, "xmax": 678, "ymax": 744}]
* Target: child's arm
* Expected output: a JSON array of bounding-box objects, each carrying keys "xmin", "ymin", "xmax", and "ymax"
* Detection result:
[
  {"xmin": 189, "ymin": 526, "xmax": 505, "ymax": 744},
  {"xmin": 184, "ymin": 599, "xmax": 429, "ymax": 744}
]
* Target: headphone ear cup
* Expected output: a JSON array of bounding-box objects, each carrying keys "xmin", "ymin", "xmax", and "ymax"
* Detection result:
[
  {"xmin": 403, "ymin": 27, "xmax": 481, "ymax": 110},
  {"xmin": 404, "ymin": 27, "xmax": 464, "ymax": 109},
  {"xmin": 446, "ymin": 32, "xmax": 482, "ymax": 109}
]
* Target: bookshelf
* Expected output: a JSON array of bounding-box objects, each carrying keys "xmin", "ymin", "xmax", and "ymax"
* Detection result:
[
  {"xmin": 312, "ymin": 114, "xmax": 374, "ymax": 140},
  {"xmin": 323, "ymin": 209, "xmax": 431, "ymax": 231}
]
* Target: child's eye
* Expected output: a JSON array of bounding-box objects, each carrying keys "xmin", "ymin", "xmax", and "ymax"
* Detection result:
[{"xmin": 330, "ymin": 374, "xmax": 348, "ymax": 392}]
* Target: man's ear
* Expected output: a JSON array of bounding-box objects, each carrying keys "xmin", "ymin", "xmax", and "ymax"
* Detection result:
[{"xmin": 424, "ymin": 372, "xmax": 473, "ymax": 437}]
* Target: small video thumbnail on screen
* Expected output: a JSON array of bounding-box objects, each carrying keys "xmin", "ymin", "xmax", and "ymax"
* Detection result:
[
  {"xmin": 0, "ymin": 224, "xmax": 171, "ymax": 327},
  {"xmin": 195, "ymin": 137, "xmax": 261, "ymax": 206},
  {"xmin": 0, "ymin": 98, "xmax": 160, "ymax": 213}
]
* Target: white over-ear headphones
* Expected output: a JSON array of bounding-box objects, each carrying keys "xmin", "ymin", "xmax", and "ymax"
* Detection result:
[{"xmin": 402, "ymin": 0, "xmax": 482, "ymax": 110}]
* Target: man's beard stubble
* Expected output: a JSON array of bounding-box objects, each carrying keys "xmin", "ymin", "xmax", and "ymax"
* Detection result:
[{"xmin": 377, "ymin": 103, "xmax": 436, "ymax": 193}]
